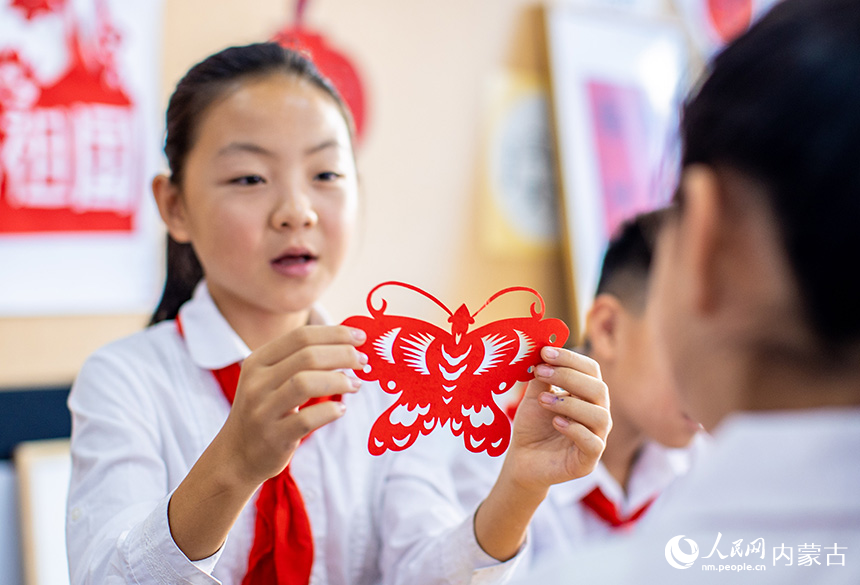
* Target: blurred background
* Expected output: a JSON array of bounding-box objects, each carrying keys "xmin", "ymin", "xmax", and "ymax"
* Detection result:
[{"xmin": 0, "ymin": 0, "xmax": 777, "ymax": 583}]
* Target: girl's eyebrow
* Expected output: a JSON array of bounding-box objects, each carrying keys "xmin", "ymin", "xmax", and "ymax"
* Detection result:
[
  {"xmin": 216, "ymin": 142, "xmax": 275, "ymax": 158},
  {"xmin": 215, "ymin": 140, "xmax": 345, "ymax": 157},
  {"xmin": 305, "ymin": 139, "xmax": 345, "ymax": 155}
]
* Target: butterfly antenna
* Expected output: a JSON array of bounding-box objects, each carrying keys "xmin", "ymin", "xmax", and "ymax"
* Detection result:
[
  {"xmin": 472, "ymin": 286, "xmax": 545, "ymax": 319},
  {"xmin": 367, "ymin": 281, "xmax": 453, "ymax": 317}
]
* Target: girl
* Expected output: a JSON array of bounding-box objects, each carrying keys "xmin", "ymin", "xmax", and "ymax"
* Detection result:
[{"xmin": 65, "ymin": 43, "xmax": 611, "ymax": 585}]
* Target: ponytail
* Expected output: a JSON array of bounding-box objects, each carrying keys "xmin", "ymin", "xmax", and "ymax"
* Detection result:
[{"xmin": 149, "ymin": 236, "xmax": 203, "ymax": 325}]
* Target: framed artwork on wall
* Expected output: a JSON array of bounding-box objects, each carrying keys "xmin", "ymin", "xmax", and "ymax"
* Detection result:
[
  {"xmin": 544, "ymin": 6, "xmax": 688, "ymax": 336},
  {"xmin": 0, "ymin": 0, "xmax": 163, "ymax": 316}
]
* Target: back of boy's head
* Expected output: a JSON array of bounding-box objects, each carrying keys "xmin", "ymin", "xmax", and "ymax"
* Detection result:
[
  {"xmin": 150, "ymin": 43, "xmax": 351, "ymax": 326},
  {"xmin": 594, "ymin": 208, "xmax": 668, "ymax": 317},
  {"xmin": 681, "ymin": 0, "xmax": 860, "ymax": 348}
]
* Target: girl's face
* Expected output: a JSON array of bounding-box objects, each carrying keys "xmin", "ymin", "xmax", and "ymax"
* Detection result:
[{"xmin": 171, "ymin": 73, "xmax": 357, "ymax": 322}]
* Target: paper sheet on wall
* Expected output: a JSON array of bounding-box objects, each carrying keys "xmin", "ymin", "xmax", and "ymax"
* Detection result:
[{"xmin": 0, "ymin": 0, "xmax": 163, "ymax": 315}]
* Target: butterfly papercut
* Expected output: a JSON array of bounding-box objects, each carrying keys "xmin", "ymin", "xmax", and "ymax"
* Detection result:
[{"xmin": 342, "ymin": 281, "xmax": 570, "ymax": 456}]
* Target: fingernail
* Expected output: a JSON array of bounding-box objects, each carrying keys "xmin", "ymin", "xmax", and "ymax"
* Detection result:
[
  {"xmin": 338, "ymin": 402, "xmax": 347, "ymax": 413},
  {"xmin": 358, "ymin": 352, "xmax": 369, "ymax": 365},
  {"xmin": 351, "ymin": 328, "xmax": 367, "ymax": 342},
  {"xmin": 553, "ymin": 416, "xmax": 570, "ymax": 428},
  {"xmin": 539, "ymin": 392, "xmax": 556, "ymax": 405},
  {"xmin": 542, "ymin": 346, "xmax": 559, "ymax": 360},
  {"xmin": 351, "ymin": 378, "xmax": 362, "ymax": 390},
  {"xmin": 536, "ymin": 364, "xmax": 554, "ymax": 378}
]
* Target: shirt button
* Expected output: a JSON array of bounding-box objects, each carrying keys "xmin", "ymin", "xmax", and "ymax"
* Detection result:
[{"xmin": 70, "ymin": 507, "xmax": 82, "ymax": 522}]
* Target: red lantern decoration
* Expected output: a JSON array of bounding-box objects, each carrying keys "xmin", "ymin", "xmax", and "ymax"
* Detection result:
[
  {"xmin": 272, "ymin": 0, "xmax": 368, "ymax": 144},
  {"xmin": 707, "ymin": 0, "xmax": 753, "ymax": 44}
]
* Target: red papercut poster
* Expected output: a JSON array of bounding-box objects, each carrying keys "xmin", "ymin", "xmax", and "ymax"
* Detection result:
[
  {"xmin": 587, "ymin": 80, "xmax": 668, "ymax": 237},
  {"xmin": 0, "ymin": 0, "xmax": 141, "ymax": 233},
  {"xmin": 0, "ymin": 0, "xmax": 162, "ymax": 314},
  {"xmin": 343, "ymin": 282, "xmax": 569, "ymax": 456}
]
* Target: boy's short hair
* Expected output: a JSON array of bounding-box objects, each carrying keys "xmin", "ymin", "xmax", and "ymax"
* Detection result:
[{"xmin": 594, "ymin": 208, "xmax": 669, "ymax": 315}]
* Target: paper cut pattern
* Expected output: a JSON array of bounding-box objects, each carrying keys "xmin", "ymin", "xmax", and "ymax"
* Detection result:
[
  {"xmin": 0, "ymin": 0, "xmax": 140, "ymax": 233},
  {"xmin": 342, "ymin": 282, "xmax": 569, "ymax": 457}
]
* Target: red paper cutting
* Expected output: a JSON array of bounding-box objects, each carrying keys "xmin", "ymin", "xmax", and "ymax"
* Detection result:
[
  {"xmin": 342, "ymin": 282, "xmax": 570, "ymax": 457},
  {"xmin": 0, "ymin": 1, "xmax": 140, "ymax": 234}
]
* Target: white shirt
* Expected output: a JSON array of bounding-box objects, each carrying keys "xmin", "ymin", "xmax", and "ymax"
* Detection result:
[
  {"xmin": 66, "ymin": 282, "xmax": 521, "ymax": 585},
  {"xmin": 518, "ymin": 408, "xmax": 860, "ymax": 584},
  {"xmin": 451, "ymin": 434, "xmax": 704, "ymax": 577}
]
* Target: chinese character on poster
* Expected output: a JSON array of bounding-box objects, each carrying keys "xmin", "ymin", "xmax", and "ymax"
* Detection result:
[{"xmin": 0, "ymin": 0, "xmax": 162, "ymax": 315}]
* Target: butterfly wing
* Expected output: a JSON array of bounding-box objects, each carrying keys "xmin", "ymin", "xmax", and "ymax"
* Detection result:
[
  {"xmin": 452, "ymin": 315, "xmax": 570, "ymax": 456},
  {"xmin": 342, "ymin": 314, "xmax": 454, "ymax": 455}
]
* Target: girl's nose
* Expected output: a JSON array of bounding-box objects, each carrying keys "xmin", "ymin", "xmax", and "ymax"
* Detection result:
[{"xmin": 272, "ymin": 190, "xmax": 318, "ymax": 229}]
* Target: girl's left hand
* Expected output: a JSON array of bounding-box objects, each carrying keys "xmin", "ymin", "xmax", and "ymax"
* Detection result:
[{"xmin": 503, "ymin": 346, "xmax": 612, "ymax": 492}]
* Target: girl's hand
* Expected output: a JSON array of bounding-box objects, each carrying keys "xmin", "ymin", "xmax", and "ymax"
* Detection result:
[
  {"xmin": 217, "ymin": 324, "xmax": 367, "ymax": 486},
  {"xmin": 503, "ymin": 346, "xmax": 611, "ymax": 493},
  {"xmin": 473, "ymin": 346, "xmax": 610, "ymax": 561}
]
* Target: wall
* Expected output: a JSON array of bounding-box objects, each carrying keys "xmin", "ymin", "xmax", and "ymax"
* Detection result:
[{"xmin": 1, "ymin": 0, "xmax": 578, "ymax": 389}]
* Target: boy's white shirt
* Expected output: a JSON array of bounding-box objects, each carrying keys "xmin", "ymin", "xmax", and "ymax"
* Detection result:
[
  {"xmin": 66, "ymin": 281, "xmax": 523, "ymax": 585},
  {"xmin": 450, "ymin": 416, "xmax": 707, "ymax": 577},
  {"xmin": 515, "ymin": 407, "xmax": 860, "ymax": 584}
]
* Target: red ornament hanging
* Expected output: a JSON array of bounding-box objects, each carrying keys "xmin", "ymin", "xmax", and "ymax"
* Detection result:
[
  {"xmin": 707, "ymin": 0, "xmax": 753, "ymax": 44},
  {"xmin": 342, "ymin": 282, "xmax": 570, "ymax": 457},
  {"xmin": 272, "ymin": 0, "xmax": 368, "ymax": 144}
]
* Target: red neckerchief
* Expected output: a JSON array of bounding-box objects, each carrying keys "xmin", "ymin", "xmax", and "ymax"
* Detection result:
[
  {"xmin": 581, "ymin": 486, "xmax": 654, "ymax": 530},
  {"xmin": 176, "ymin": 316, "xmax": 340, "ymax": 585}
]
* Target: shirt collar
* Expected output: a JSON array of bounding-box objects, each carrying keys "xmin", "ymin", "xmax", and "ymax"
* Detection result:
[
  {"xmin": 549, "ymin": 438, "xmax": 701, "ymax": 514},
  {"xmin": 177, "ymin": 280, "xmax": 331, "ymax": 370},
  {"xmin": 178, "ymin": 281, "xmax": 251, "ymax": 370}
]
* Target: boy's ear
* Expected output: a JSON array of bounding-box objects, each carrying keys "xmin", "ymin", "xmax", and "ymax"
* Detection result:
[
  {"xmin": 679, "ymin": 165, "xmax": 722, "ymax": 316},
  {"xmin": 584, "ymin": 294, "xmax": 622, "ymax": 362},
  {"xmin": 152, "ymin": 174, "xmax": 191, "ymax": 243}
]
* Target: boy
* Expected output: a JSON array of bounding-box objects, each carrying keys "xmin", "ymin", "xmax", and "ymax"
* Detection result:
[{"xmin": 455, "ymin": 208, "xmax": 705, "ymax": 568}]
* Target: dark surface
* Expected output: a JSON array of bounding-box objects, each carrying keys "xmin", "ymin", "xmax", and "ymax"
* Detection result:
[{"xmin": 0, "ymin": 387, "xmax": 71, "ymax": 459}]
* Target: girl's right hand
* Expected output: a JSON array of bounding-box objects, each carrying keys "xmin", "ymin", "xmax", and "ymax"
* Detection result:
[{"xmin": 218, "ymin": 324, "xmax": 368, "ymax": 485}]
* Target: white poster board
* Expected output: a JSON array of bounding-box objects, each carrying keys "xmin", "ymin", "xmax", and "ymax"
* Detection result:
[
  {"xmin": 0, "ymin": 0, "xmax": 164, "ymax": 316},
  {"xmin": 545, "ymin": 6, "xmax": 687, "ymax": 334}
]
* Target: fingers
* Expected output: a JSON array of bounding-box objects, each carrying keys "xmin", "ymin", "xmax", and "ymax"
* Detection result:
[
  {"xmin": 538, "ymin": 390, "xmax": 612, "ymax": 438},
  {"xmin": 534, "ymin": 346, "xmax": 609, "ymax": 408},
  {"xmin": 263, "ymin": 341, "xmax": 368, "ymax": 387},
  {"xmin": 241, "ymin": 325, "xmax": 368, "ymax": 406},
  {"xmin": 550, "ymin": 419, "xmax": 607, "ymax": 462},
  {"xmin": 251, "ymin": 325, "xmax": 367, "ymax": 367},
  {"xmin": 269, "ymin": 370, "xmax": 360, "ymax": 413},
  {"xmin": 533, "ymin": 346, "xmax": 612, "ymax": 439},
  {"xmin": 276, "ymin": 400, "xmax": 348, "ymax": 441}
]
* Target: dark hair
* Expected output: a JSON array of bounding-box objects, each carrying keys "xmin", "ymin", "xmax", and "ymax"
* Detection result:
[
  {"xmin": 150, "ymin": 42, "xmax": 353, "ymax": 325},
  {"xmin": 680, "ymin": 0, "xmax": 860, "ymax": 344},
  {"xmin": 595, "ymin": 208, "xmax": 669, "ymax": 315}
]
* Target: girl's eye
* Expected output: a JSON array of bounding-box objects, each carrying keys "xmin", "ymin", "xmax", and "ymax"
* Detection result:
[
  {"xmin": 315, "ymin": 171, "xmax": 342, "ymax": 182},
  {"xmin": 230, "ymin": 175, "xmax": 266, "ymax": 186}
]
